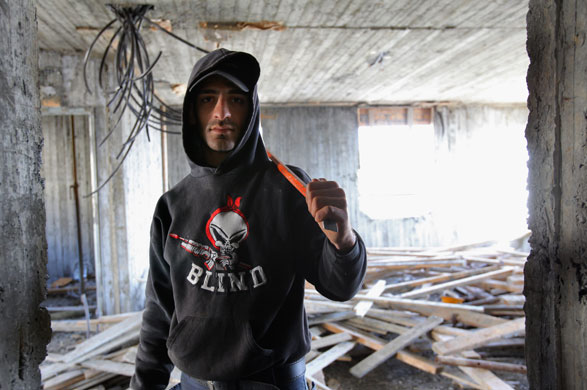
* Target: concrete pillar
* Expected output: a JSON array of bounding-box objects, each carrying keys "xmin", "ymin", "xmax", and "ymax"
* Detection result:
[
  {"xmin": 525, "ymin": 0, "xmax": 587, "ymax": 389},
  {"xmin": 0, "ymin": 0, "xmax": 51, "ymax": 388}
]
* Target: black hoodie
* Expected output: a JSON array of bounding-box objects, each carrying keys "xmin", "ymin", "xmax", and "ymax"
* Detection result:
[{"xmin": 131, "ymin": 49, "xmax": 367, "ymax": 389}]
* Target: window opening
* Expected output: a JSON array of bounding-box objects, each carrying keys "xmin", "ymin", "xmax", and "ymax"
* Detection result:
[{"xmin": 357, "ymin": 107, "xmax": 434, "ymax": 219}]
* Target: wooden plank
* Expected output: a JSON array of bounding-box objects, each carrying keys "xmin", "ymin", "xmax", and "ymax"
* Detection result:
[
  {"xmin": 45, "ymin": 305, "xmax": 96, "ymax": 312},
  {"xmin": 322, "ymin": 322, "xmax": 385, "ymax": 351},
  {"xmin": 71, "ymin": 327, "xmax": 140, "ymax": 364},
  {"xmin": 346, "ymin": 316, "xmax": 409, "ymax": 335},
  {"xmin": 81, "ymin": 359, "xmax": 135, "ymax": 376},
  {"xmin": 433, "ymin": 240, "xmax": 498, "ymax": 253},
  {"xmin": 368, "ymin": 254, "xmax": 459, "ymax": 264},
  {"xmin": 60, "ymin": 313, "xmax": 142, "ymax": 363},
  {"xmin": 106, "ymin": 345, "xmax": 137, "ymax": 363},
  {"xmin": 307, "ymin": 310, "xmax": 356, "ymax": 326},
  {"xmin": 365, "ymin": 312, "xmax": 471, "ymax": 337},
  {"xmin": 440, "ymin": 371, "xmax": 484, "ymax": 390},
  {"xmin": 322, "ymin": 321, "xmax": 444, "ymax": 376},
  {"xmin": 400, "ymin": 267, "xmax": 515, "ymax": 299},
  {"xmin": 41, "ymin": 362, "xmax": 73, "ymax": 381},
  {"xmin": 46, "ymin": 324, "xmax": 140, "ymax": 382},
  {"xmin": 304, "ymin": 299, "xmax": 351, "ymax": 314},
  {"xmin": 95, "ymin": 311, "xmax": 144, "ymax": 323},
  {"xmin": 49, "ymin": 285, "xmax": 97, "ymax": 295},
  {"xmin": 305, "ymin": 350, "xmax": 320, "ymax": 363},
  {"xmin": 305, "ymin": 297, "xmax": 419, "ymax": 320},
  {"xmin": 383, "ymin": 273, "xmax": 451, "ymax": 292},
  {"xmin": 478, "ymin": 279, "xmax": 523, "ymax": 294},
  {"xmin": 345, "ymin": 293, "xmax": 506, "ymax": 328},
  {"xmin": 464, "ymin": 256, "xmax": 526, "ymax": 267},
  {"xmin": 498, "ymin": 294, "xmax": 526, "ymax": 306},
  {"xmin": 69, "ymin": 371, "xmax": 117, "ymax": 390},
  {"xmin": 52, "ymin": 320, "xmax": 102, "ymax": 333},
  {"xmin": 353, "ymin": 280, "xmax": 386, "ymax": 317},
  {"xmin": 395, "ymin": 350, "xmax": 441, "ymax": 375},
  {"xmin": 51, "ymin": 277, "xmax": 74, "ymax": 288},
  {"xmin": 42, "ymin": 369, "xmax": 85, "ymax": 390},
  {"xmin": 347, "ymin": 293, "xmax": 485, "ymax": 312},
  {"xmin": 367, "ymin": 260, "xmax": 466, "ymax": 270},
  {"xmin": 460, "ymin": 366, "xmax": 515, "ymax": 390},
  {"xmin": 349, "ymin": 316, "xmax": 444, "ymax": 378},
  {"xmin": 435, "ymin": 355, "xmax": 527, "ymax": 374},
  {"xmin": 311, "ymin": 332, "xmax": 353, "ymax": 350},
  {"xmin": 305, "ymin": 341, "xmax": 356, "ymax": 376},
  {"xmin": 432, "ymin": 317, "xmax": 525, "ymax": 356},
  {"xmin": 365, "ymin": 302, "xmax": 505, "ymax": 330},
  {"xmin": 51, "ymin": 311, "xmax": 143, "ymax": 332}
]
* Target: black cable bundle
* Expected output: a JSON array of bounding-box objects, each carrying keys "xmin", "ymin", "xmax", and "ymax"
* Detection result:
[{"xmin": 83, "ymin": 4, "xmax": 209, "ymax": 192}]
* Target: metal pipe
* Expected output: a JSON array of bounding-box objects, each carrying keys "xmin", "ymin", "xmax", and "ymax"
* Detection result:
[{"xmin": 70, "ymin": 115, "xmax": 85, "ymax": 295}]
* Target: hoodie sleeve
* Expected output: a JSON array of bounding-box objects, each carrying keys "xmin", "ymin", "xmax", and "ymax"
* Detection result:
[
  {"xmin": 309, "ymin": 230, "xmax": 367, "ymax": 301},
  {"xmin": 289, "ymin": 167, "xmax": 367, "ymax": 301},
  {"xmin": 130, "ymin": 202, "xmax": 175, "ymax": 389}
]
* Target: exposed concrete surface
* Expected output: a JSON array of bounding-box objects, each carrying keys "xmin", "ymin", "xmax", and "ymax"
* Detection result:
[
  {"xmin": 259, "ymin": 105, "xmax": 529, "ymax": 248},
  {"xmin": 260, "ymin": 106, "xmax": 360, "ymax": 225},
  {"xmin": 0, "ymin": 0, "xmax": 51, "ymax": 388},
  {"xmin": 525, "ymin": 0, "xmax": 587, "ymax": 389},
  {"xmin": 38, "ymin": 50, "xmax": 163, "ymax": 315}
]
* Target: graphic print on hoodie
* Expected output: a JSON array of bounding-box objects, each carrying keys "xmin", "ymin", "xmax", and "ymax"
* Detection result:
[
  {"xmin": 131, "ymin": 49, "xmax": 367, "ymax": 389},
  {"xmin": 169, "ymin": 195, "xmax": 268, "ymax": 293}
]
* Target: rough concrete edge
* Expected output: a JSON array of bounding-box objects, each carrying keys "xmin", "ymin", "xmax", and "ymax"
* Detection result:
[{"xmin": 523, "ymin": 0, "xmax": 562, "ymax": 389}]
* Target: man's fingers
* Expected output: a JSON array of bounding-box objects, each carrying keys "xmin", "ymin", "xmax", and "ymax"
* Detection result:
[
  {"xmin": 310, "ymin": 196, "xmax": 347, "ymax": 218},
  {"xmin": 314, "ymin": 205, "xmax": 347, "ymax": 224},
  {"xmin": 308, "ymin": 187, "xmax": 346, "ymax": 199},
  {"xmin": 307, "ymin": 180, "xmax": 340, "ymax": 191},
  {"xmin": 306, "ymin": 180, "xmax": 343, "ymax": 208}
]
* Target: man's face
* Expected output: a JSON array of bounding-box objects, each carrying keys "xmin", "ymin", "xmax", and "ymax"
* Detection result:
[{"xmin": 195, "ymin": 75, "xmax": 250, "ymax": 165}]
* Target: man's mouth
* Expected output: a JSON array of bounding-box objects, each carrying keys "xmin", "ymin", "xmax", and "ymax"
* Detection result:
[{"xmin": 210, "ymin": 126, "xmax": 234, "ymax": 134}]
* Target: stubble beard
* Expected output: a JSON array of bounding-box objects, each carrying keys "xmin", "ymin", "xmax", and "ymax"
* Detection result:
[{"xmin": 204, "ymin": 119, "xmax": 238, "ymax": 153}]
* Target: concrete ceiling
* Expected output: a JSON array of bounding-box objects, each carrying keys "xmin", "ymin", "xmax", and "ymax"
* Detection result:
[{"xmin": 37, "ymin": 0, "xmax": 530, "ymax": 106}]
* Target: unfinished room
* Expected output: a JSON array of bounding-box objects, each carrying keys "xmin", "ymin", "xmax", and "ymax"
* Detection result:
[{"xmin": 1, "ymin": 0, "xmax": 586, "ymax": 389}]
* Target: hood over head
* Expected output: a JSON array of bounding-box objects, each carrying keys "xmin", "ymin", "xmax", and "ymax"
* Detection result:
[{"xmin": 182, "ymin": 48, "xmax": 269, "ymax": 176}]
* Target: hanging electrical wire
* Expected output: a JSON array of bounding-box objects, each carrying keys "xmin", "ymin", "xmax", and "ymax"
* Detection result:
[{"xmin": 83, "ymin": 4, "xmax": 209, "ymax": 194}]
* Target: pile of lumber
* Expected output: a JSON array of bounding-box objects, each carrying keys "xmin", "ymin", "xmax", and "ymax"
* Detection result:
[
  {"xmin": 41, "ymin": 312, "xmax": 157, "ymax": 390},
  {"xmin": 41, "ymin": 240, "xmax": 528, "ymax": 389},
  {"xmin": 304, "ymin": 240, "xmax": 528, "ymax": 389}
]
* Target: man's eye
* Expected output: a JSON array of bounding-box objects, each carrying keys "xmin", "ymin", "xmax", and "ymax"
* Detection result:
[
  {"xmin": 199, "ymin": 96, "xmax": 213, "ymax": 103},
  {"xmin": 231, "ymin": 97, "xmax": 245, "ymax": 104}
]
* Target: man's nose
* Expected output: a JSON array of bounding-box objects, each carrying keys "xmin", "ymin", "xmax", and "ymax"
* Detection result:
[{"xmin": 213, "ymin": 96, "xmax": 231, "ymax": 120}]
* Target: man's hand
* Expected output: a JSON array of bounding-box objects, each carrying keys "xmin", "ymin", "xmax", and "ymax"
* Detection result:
[{"xmin": 306, "ymin": 179, "xmax": 357, "ymax": 252}]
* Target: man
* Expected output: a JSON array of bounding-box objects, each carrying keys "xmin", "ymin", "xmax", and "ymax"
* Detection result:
[{"xmin": 131, "ymin": 49, "xmax": 367, "ymax": 390}]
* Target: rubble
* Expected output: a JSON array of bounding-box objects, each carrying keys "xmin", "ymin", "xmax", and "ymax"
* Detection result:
[{"xmin": 41, "ymin": 240, "xmax": 528, "ymax": 389}]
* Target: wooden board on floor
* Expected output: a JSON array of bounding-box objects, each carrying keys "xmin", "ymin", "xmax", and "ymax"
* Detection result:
[
  {"xmin": 432, "ymin": 317, "xmax": 525, "ymax": 355},
  {"xmin": 60, "ymin": 313, "xmax": 142, "ymax": 363},
  {"xmin": 349, "ymin": 316, "xmax": 444, "ymax": 378},
  {"xmin": 306, "ymin": 341, "xmax": 356, "ymax": 376},
  {"xmin": 353, "ymin": 280, "xmax": 386, "ymax": 317}
]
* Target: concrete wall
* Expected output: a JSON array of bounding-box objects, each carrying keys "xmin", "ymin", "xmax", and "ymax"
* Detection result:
[
  {"xmin": 261, "ymin": 106, "xmax": 361, "ymax": 225},
  {"xmin": 525, "ymin": 0, "xmax": 587, "ymax": 389},
  {"xmin": 42, "ymin": 115, "xmax": 95, "ymax": 280},
  {"xmin": 39, "ymin": 51, "xmax": 164, "ymax": 315},
  {"xmin": 259, "ymin": 105, "xmax": 529, "ymax": 248},
  {"xmin": 431, "ymin": 104, "xmax": 530, "ymax": 245},
  {"xmin": 0, "ymin": 0, "xmax": 52, "ymax": 388}
]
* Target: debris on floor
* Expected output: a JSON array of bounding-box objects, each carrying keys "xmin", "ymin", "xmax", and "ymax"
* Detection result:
[
  {"xmin": 305, "ymin": 239, "xmax": 528, "ymax": 390},
  {"xmin": 41, "ymin": 240, "xmax": 528, "ymax": 389}
]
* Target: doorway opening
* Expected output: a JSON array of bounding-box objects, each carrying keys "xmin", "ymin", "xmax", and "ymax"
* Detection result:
[{"xmin": 41, "ymin": 108, "xmax": 103, "ymax": 319}]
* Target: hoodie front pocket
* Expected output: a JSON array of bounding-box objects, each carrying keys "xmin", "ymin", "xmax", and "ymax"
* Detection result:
[{"xmin": 167, "ymin": 316, "xmax": 274, "ymax": 381}]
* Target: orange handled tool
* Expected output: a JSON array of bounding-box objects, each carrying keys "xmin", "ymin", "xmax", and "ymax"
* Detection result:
[{"xmin": 267, "ymin": 151, "xmax": 338, "ymax": 232}]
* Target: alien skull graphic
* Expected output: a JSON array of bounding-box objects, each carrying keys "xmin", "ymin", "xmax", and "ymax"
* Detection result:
[{"xmin": 206, "ymin": 196, "xmax": 249, "ymax": 270}]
